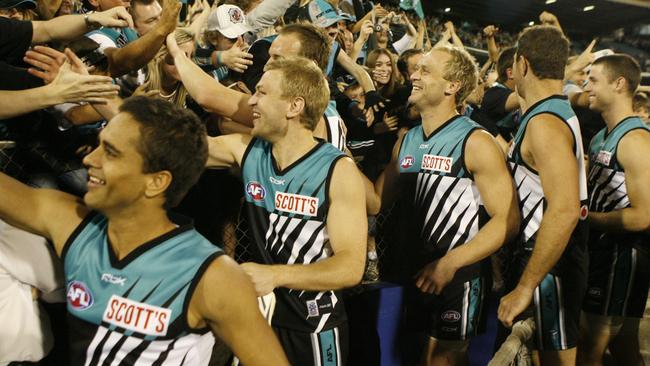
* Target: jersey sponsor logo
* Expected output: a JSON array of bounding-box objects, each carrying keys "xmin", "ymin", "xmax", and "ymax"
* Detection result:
[
  {"xmin": 103, "ymin": 295, "xmax": 171, "ymax": 336},
  {"xmin": 101, "ymin": 273, "xmax": 126, "ymax": 286},
  {"xmin": 269, "ymin": 176, "xmax": 285, "ymax": 185},
  {"xmin": 580, "ymin": 204, "xmax": 588, "ymax": 221},
  {"xmin": 441, "ymin": 310, "xmax": 461, "ymax": 322},
  {"xmin": 306, "ymin": 299, "xmax": 319, "ymax": 317},
  {"xmin": 246, "ymin": 181, "xmax": 266, "ymax": 201},
  {"xmin": 275, "ymin": 192, "xmax": 319, "ymax": 216},
  {"xmin": 67, "ymin": 281, "xmax": 94, "ymax": 310},
  {"xmin": 421, "ymin": 154, "xmax": 453, "ymax": 173},
  {"xmin": 596, "ymin": 150, "xmax": 612, "ymax": 166},
  {"xmin": 400, "ymin": 155, "xmax": 414, "ymax": 169},
  {"xmin": 419, "ymin": 144, "xmax": 429, "ymax": 149}
]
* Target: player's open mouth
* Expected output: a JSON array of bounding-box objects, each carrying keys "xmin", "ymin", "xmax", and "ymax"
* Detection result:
[{"xmin": 88, "ymin": 175, "xmax": 106, "ymax": 186}]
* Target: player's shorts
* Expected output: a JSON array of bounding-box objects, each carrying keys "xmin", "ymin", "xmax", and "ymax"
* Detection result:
[
  {"xmin": 429, "ymin": 275, "xmax": 489, "ymax": 341},
  {"xmin": 530, "ymin": 271, "xmax": 586, "ymax": 351},
  {"xmin": 273, "ymin": 324, "xmax": 349, "ymax": 366},
  {"xmin": 583, "ymin": 236, "xmax": 650, "ymax": 318}
]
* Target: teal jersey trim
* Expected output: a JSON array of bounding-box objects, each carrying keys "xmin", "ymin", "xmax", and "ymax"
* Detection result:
[{"xmin": 63, "ymin": 212, "xmax": 222, "ymax": 340}]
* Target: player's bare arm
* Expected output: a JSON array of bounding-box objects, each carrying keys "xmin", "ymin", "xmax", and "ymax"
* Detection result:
[
  {"xmin": 188, "ymin": 256, "xmax": 290, "ymax": 366},
  {"xmin": 416, "ymin": 130, "xmax": 520, "ymax": 295},
  {"xmin": 206, "ymin": 133, "xmax": 254, "ymax": 169},
  {"xmin": 0, "ymin": 172, "xmax": 87, "ymax": 256}
]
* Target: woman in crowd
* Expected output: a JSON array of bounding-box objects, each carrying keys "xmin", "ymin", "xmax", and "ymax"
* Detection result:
[{"xmin": 136, "ymin": 27, "xmax": 195, "ymax": 107}]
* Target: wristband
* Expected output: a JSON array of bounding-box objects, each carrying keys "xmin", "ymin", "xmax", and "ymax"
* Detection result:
[{"xmin": 216, "ymin": 51, "xmax": 222, "ymax": 66}]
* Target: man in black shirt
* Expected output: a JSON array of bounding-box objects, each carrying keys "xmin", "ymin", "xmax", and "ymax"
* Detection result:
[{"xmin": 479, "ymin": 47, "xmax": 520, "ymax": 139}]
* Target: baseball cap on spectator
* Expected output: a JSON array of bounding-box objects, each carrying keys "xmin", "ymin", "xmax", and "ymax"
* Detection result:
[
  {"xmin": 0, "ymin": 0, "xmax": 36, "ymax": 9},
  {"xmin": 302, "ymin": 0, "xmax": 344, "ymax": 28},
  {"xmin": 207, "ymin": 4, "xmax": 252, "ymax": 39}
]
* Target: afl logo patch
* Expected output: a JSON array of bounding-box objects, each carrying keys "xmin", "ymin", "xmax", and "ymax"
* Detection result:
[
  {"xmin": 400, "ymin": 155, "xmax": 414, "ymax": 169},
  {"xmin": 579, "ymin": 205, "xmax": 588, "ymax": 221},
  {"xmin": 441, "ymin": 310, "xmax": 461, "ymax": 322},
  {"xmin": 246, "ymin": 182, "xmax": 266, "ymax": 201},
  {"xmin": 67, "ymin": 281, "xmax": 94, "ymax": 310}
]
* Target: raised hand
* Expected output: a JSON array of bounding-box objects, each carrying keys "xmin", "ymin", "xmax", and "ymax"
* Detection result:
[
  {"xmin": 483, "ymin": 25, "xmax": 498, "ymax": 38},
  {"xmin": 219, "ymin": 38, "xmax": 253, "ymax": 73},
  {"xmin": 159, "ymin": 0, "xmax": 182, "ymax": 33},
  {"xmin": 49, "ymin": 61, "xmax": 119, "ymax": 104},
  {"xmin": 372, "ymin": 4, "xmax": 388, "ymax": 19},
  {"xmin": 90, "ymin": 6, "xmax": 134, "ymax": 29},
  {"xmin": 360, "ymin": 20, "xmax": 374, "ymax": 40},
  {"xmin": 25, "ymin": 46, "xmax": 67, "ymax": 84}
]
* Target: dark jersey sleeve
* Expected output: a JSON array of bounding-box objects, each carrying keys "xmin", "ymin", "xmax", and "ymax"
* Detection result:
[{"xmin": 0, "ymin": 18, "xmax": 33, "ymax": 64}]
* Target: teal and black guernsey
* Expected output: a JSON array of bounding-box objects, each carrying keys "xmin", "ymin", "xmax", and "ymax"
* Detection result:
[
  {"xmin": 62, "ymin": 212, "xmax": 222, "ymax": 365},
  {"xmin": 507, "ymin": 95, "xmax": 589, "ymax": 271},
  {"xmin": 588, "ymin": 116, "xmax": 650, "ymax": 252},
  {"xmin": 397, "ymin": 115, "xmax": 489, "ymax": 280},
  {"xmin": 242, "ymin": 138, "xmax": 347, "ymax": 333}
]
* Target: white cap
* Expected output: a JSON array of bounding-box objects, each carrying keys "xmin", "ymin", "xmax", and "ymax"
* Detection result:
[{"xmin": 206, "ymin": 4, "xmax": 252, "ymax": 38}]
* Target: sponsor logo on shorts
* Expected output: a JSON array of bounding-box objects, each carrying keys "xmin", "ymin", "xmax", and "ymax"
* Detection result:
[
  {"xmin": 596, "ymin": 150, "xmax": 612, "ymax": 166},
  {"xmin": 246, "ymin": 182, "xmax": 266, "ymax": 201},
  {"xmin": 441, "ymin": 326, "xmax": 458, "ymax": 333},
  {"xmin": 67, "ymin": 281, "xmax": 94, "ymax": 310},
  {"xmin": 103, "ymin": 295, "xmax": 171, "ymax": 336},
  {"xmin": 441, "ymin": 310, "xmax": 461, "ymax": 322},
  {"xmin": 421, "ymin": 154, "xmax": 453, "ymax": 173},
  {"xmin": 101, "ymin": 273, "xmax": 126, "ymax": 286},
  {"xmin": 269, "ymin": 176, "xmax": 285, "ymax": 185},
  {"xmin": 400, "ymin": 155, "xmax": 414, "ymax": 169},
  {"xmin": 306, "ymin": 300, "xmax": 319, "ymax": 317},
  {"xmin": 588, "ymin": 287, "xmax": 603, "ymax": 298},
  {"xmin": 275, "ymin": 192, "xmax": 318, "ymax": 216}
]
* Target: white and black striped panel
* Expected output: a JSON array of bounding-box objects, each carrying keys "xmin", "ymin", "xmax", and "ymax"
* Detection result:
[
  {"xmin": 510, "ymin": 163, "xmax": 545, "ymax": 243},
  {"xmin": 588, "ymin": 166, "xmax": 629, "ymax": 212},
  {"xmin": 325, "ymin": 112, "xmax": 347, "ymax": 153},
  {"xmin": 264, "ymin": 213, "xmax": 329, "ymax": 266},
  {"xmin": 83, "ymin": 326, "xmax": 213, "ymax": 366},
  {"xmin": 566, "ymin": 116, "xmax": 589, "ymax": 203},
  {"xmin": 416, "ymin": 174, "xmax": 482, "ymax": 252}
]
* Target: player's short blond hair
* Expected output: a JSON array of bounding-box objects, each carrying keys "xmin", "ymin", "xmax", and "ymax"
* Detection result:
[
  {"xmin": 264, "ymin": 56, "xmax": 329, "ymax": 130},
  {"xmin": 435, "ymin": 46, "xmax": 479, "ymax": 105}
]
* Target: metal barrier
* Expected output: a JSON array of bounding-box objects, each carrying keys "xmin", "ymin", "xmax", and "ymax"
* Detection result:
[{"xmin": 225, "ymin": 203, "xmax": 397, "ymax": 267}]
